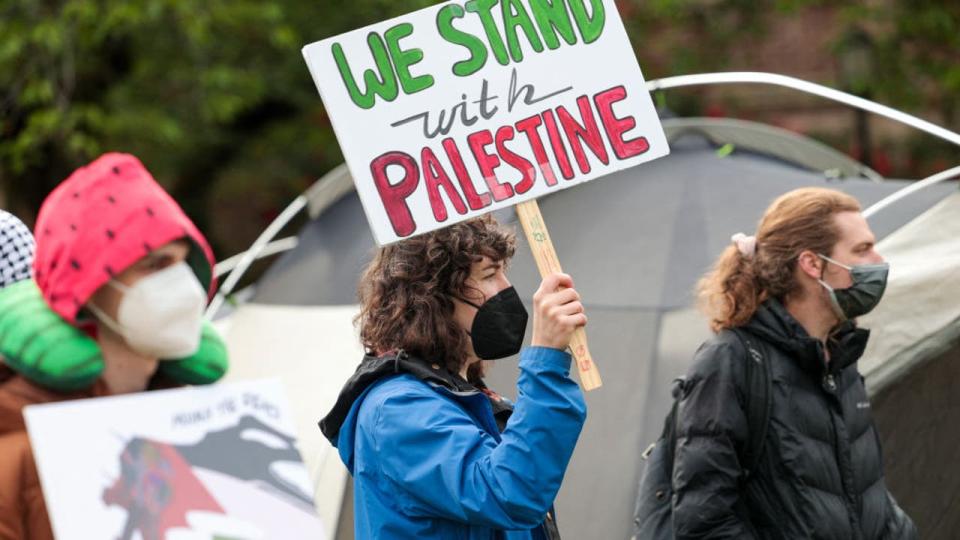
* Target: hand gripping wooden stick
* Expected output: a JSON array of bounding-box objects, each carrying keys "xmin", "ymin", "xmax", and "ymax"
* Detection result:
[{"xmin": 515, "ymin": 199, "xmax": 602, "ymax": 391}]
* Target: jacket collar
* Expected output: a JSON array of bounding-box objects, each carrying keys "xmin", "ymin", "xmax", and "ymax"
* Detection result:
[
  {"xmin": 319, "ymin": 350, "xmax": 512, "ymax": 445},
  {"xmin": 743, "ymin": 299, "xmax": 869, "ymax": 376}
]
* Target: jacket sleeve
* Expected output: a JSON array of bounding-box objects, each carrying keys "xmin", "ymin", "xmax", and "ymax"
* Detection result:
[
  {"xmin": 671, "ymin": 338, "xmax": 757, "ymax": 539},
  {"xmin": 0, "ymin": 432, "xmax": 54, "ymax": 540},
  {"xmin": 370, "ymin": 346, "xmax": 586, "ymax": 529},
  {"xmin": 881, "ymin": 492, "xmax": 917, "ymax": 540}
]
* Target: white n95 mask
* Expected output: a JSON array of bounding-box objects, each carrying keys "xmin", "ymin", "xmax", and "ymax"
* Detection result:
[{"xmin": 87, "ymin": 261, "xmax": 207, "ymax": 358}]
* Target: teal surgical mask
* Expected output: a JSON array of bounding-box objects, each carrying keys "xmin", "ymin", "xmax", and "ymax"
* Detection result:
[{"xmin": 817, "ymin": 254, "xmax": 889, "ymax": 321}]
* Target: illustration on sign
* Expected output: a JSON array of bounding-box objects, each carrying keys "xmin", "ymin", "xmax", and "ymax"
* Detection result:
[{"xmin": 24, "ymin": 380, "xmax": 326, "ymax": 540}]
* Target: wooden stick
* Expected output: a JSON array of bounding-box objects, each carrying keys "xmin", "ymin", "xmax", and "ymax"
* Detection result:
[{"xmin": 515, "ymin": 199, "xmax": 602, "ymax": 391}]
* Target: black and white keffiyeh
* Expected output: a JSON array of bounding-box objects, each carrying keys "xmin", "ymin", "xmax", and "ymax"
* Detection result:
[{"xmin": 0, "ymin": 210, "xmax": 35, "ymax": 289}]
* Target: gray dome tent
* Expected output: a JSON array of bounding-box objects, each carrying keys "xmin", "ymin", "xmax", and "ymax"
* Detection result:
[{"xmin": 216, "ymin": 115, "xmax": 958, "ymax": 539}]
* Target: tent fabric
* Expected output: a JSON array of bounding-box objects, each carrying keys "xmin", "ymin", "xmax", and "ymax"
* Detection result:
[
  {"xmin": 872, "ymin": 341, "xmax": 960, "ymax": 539},
  {"xmin": 663, "ymin": 117, "xmax": 883, "ymax": 181},
  {"xmin": 253, "ymin": 134, "xmax": 951, "ymax": 309},
  {"xmin": 230, "ymin": 129, "xmax": 956, "ymax": 540},
  {"xmin": 475, "ymin": 136, "xmax": 954, "ymax": 540},
  {"xmin": 858, "ymin": 197, "xmax": 960, "ymax": 540},
  {"xmin": 215, "ymin": 303, "xmax": 363, "ymax": 540},
  {"xmin": 859, "ymin": 192, "xmax": 960, "ymax": 394}
]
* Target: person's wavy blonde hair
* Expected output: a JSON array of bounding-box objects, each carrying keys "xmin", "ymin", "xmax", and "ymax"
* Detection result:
[
  {"xmin": 698, "ymin": 187, "xmax": 861, "ymax": 332},
  {"xmin": 356, "ymin": 215, "xmax": 516, "ymax": 379}
]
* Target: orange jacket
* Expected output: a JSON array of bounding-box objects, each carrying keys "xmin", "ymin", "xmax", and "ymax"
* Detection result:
[
  {"xmin": 0, "ymin": 365, "xmax": 112, "ymax": 540},
  {"xmin": 0, "ymin": 365, "xmax": 182, "ymax": 539}
]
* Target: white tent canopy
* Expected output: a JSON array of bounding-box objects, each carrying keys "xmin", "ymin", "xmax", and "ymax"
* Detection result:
[
  {"xmin": 860, "ymin": 192, "xmax": 960, "ymax": 394},
  {"xmin": 215, "ymin": 304, "xmax": 360, "ymax": 540}
]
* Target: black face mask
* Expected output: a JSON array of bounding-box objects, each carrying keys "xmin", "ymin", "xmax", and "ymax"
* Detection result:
[{"xmin": 460, "ymin": 286, "xmax": 529, "ymax": 360}]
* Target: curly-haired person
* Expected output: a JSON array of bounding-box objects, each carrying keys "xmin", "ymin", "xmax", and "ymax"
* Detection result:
[{"xmin": 320, "ymin": 215, "xmax": 587, "ymax": 540}]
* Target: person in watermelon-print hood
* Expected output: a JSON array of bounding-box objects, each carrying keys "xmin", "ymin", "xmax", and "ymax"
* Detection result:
[
  {"xmin": 658, "ymin": 187, "xmax": 915, "ymax": 539},
  {"xmin": 320, "ymin": 214, "xmax": 587, "ymax": 540},
  {"xmin": 0, "ymin": 153, "xmax": 228, "ymax": 540}
]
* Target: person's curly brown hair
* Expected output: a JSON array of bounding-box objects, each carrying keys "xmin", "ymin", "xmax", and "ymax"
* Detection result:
[{"xmin": 357, "ymin": 215, "xmax": 517, "ymax": 377}]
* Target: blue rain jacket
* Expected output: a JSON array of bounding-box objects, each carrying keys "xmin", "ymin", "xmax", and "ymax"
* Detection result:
[{"xmin": 334, "ymin": 347, "xmax": 586, "ymax": 539}]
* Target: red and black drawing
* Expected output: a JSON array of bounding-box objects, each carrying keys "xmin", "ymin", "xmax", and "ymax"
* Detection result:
[{"xmin": 103, "ymin": 415, "xmax": 316, "ymax": 540}]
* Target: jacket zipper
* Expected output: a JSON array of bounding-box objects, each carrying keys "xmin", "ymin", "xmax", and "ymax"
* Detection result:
[{"xmin": 822, "ymin": 369, "xmax": 864, "ymax": 539}]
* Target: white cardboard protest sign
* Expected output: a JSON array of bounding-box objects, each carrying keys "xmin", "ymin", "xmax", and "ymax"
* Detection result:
[
  {"xmin": 303, "ymin": 0, "xmax": 669, "ymax": 245},
  {"xmin": 24, "ymin": 379, "xmax": 326, "ymax": 540}
]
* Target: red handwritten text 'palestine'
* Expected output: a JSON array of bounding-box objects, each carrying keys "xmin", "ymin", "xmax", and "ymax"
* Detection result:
[{"xmin": 372, "ymin": 85, "xmax": 649, "ymax": 237}]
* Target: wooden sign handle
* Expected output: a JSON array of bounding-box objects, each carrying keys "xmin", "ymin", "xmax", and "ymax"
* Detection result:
[{"xmin": 515, "ymin": 199, "xmax": 602, "ymax": 391}]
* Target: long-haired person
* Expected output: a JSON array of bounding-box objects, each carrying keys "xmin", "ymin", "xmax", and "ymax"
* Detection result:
[{"xmin": 671, "ymin": 187, "xmax": 916, "ymax": 539}]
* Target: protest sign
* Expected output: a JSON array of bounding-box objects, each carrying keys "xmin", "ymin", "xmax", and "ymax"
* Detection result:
[
  {"xmin": 303, "ymin": 0, "xmax": 671, "ymax": 389},
  {"xmin": 303, "ymin": 0, "xmax": 668, "ymax": 244},
  {"xmin": 24, "ymin": 379, "xmax": 326, "ymax": 540}
]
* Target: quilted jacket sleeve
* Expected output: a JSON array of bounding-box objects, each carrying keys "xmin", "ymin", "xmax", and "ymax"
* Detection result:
[
  {"xmin": 881, "ymin": 492, "xmax": 918, "ymax": 540},
  {"xmin": 671, "ymin": 337, "xmax": 757, "ymax": 539}
]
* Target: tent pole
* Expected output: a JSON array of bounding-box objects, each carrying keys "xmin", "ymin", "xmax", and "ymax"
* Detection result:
[
  {"xmin": 214, "ymin": 237, "xmax": 300, "ymax": 279},
  {"xmin": 864, "ymin": 165, "xmax": 960, "ymax": 219},
  {"xmin": 206, "ymin": 195, "xmax": 307, "ymax": 319},
  {"xmin": 647, "ymin": 72, "xmax": 960, "ymax": 149}
]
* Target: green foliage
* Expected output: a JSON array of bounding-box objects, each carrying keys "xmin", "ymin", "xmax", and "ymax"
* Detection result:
[
  {"xmin": 855, "ymin": 1, "xmax": 960, "ymax": 129},
  {"xmin": 620, "ymin": 0, "xmax": 958, "ymax": 177}
]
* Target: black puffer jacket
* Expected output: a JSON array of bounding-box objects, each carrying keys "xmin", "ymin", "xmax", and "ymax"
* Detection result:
[{"xmin": 671, "ymin": 299, "xmax": 916, "ymax": 539}]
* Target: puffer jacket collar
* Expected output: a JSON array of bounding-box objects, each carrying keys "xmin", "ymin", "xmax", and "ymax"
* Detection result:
[{"xmin": 743, "ymin": 299, "xmax": 869, "ymax": 377}]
